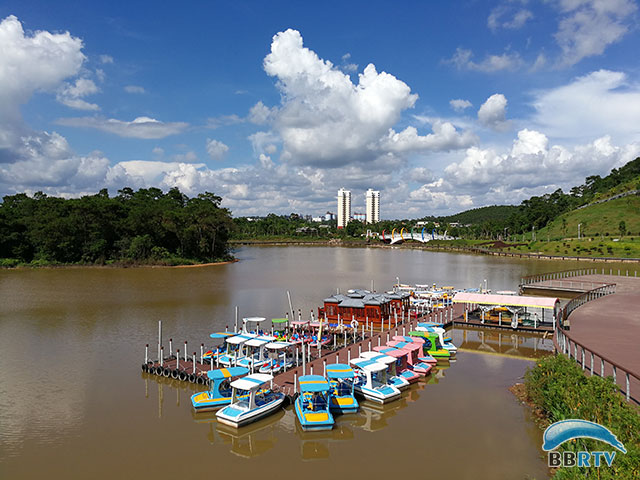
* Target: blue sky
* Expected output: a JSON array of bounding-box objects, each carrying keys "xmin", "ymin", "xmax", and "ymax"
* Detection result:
[{"xmin": 1, "ymin": 1, "xmax": 640, "ymax": 218}]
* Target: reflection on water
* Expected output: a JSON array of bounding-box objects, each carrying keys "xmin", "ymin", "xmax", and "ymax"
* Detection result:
[{"xmin": 454, "ymin": 327, "xmax": 554, "ymax": 360}]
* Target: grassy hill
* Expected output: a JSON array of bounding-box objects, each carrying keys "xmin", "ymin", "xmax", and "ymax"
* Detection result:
[{"xmin": 538, "ymin": 194, "xmax": 640, "ymax": 240}]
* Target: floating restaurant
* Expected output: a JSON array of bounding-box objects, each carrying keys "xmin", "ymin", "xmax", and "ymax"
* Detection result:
[{"xmin": 317, "ymin": 289, "xmax": 411, "ymax": 326}]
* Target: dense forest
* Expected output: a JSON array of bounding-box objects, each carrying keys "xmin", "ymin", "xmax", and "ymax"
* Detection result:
[{"xmin": 0, "ymin": 188, "xmax": 233, "ymax": 265}]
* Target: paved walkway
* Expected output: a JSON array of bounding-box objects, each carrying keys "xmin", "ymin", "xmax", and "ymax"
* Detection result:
[
  {"xmin": 568, "ymin": 275, "xmax": 640, "ymax": 375},
  {"xmin": 529, "ymin": 273, "xmax": 640, "ymax": 402}
]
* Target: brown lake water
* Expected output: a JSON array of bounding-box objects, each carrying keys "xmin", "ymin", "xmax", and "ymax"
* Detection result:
[{"xmin": 1, "ymin": 246, "xmax": 630, "ymax": 479}]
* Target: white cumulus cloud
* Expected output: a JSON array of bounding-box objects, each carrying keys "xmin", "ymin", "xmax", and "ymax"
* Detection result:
[
  {"xmin": 446, "ymin": 47, "xmax": 523, "ymax": 73},
  {"xmin": 57, "ymin": 77, "xmax": 100, "ymax": 110},
  {"xmin": 262, "ymin": 29, "xmax": 472, "ymax": 168},
  {"xmin": 206, "ymin": 139, "xmax": 229, "ymax": 161},
  {"xmin": 478, "ymin": 94, "xmax": 509, "ymax": 131}
]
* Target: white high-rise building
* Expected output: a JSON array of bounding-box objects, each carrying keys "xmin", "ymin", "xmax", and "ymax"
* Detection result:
[
  {"xmin": 337, "ymin": 188, "xmax": 351, "ymax": 229},
  {"xmin": 366, "ymin": 189, "xmax": 380, "ymax": 224}
]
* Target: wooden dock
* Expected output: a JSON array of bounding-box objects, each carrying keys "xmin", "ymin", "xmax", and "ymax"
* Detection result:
[{"xmin": 140, "ymin": 301, "xmax": 555, "ymax": 390}]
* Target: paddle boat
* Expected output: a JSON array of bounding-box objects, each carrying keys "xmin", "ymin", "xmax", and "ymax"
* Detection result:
[
  {"xmin": 372, "ymin": 346, "xmax": 421, "ymax": 384},
  {"xmin": 326, "ymin": 364, "xmax": 359, "ymax": 414},
  {"xmin": 191, "ymin": 366, "xmax": 250, "ymax": 412},
  {"xmin": 386, "ymin": 340, "xmax": 433, "ymax": 375},
  {"xmin": 218, "ymin": 333, "xmax": 257, "ymax": 367},
  {"xmin": 216, "ymin": 373, "xmax": 285, "ymax": 428},
  {"xmin": 308, "ymin": 321, "xmax": 332, "ymax": 348},
  {"xmin": 416, "ymin": 323, "xmax": 457, "ymax": 355},
  {"xmin": 289, "ymin": 319, "xmax": 312, "ymax": 345},
  {"xmin": 349, "ymin": 358, "xmax": 402, "ymax": 404},
  {"xmin": 259, "ymin": 341, "xmax": 294, "ymax": 374},
  {"xmin": 295, "ymin": 375, "xmax": 335, "ymax": 431},
  {"xmin": 271, "ymin": 318, "xmax": 289, "ymax": 340},
  {"xmin": 359, "ymin": 351, "xmax": 410, "ymax": 390},
  {"xmin": 204, "ymin": 332, "xmax": 235, "ymax": 363},
  {"xmin": 242, "ymin": 316, "xmax": 268, "ymax": 335},
  {"xmin": 392, "ymin": 335, "xmax": 437, "ymax": 364},
  {"xmin": 236, "ymin": 335, "xmax": 275, "ymax": 371},
  {"xmin": 408, "ymin": 331, "xmax": 452, "ymax": 362}
]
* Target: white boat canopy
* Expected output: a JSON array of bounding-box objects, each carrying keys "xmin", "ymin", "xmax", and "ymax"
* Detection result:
[
  {"xmin": 244, "ymin": 336, "xmax": 275, "ymax": 348},
  {"xmin": 359, "ymin": 352, "xmax": 396, "ymax": 365},
  {"xmin": 243, "ymin": 316, "xmax": 267, "ymax": 323},
  {"xmin": 226, "ymin": 334, "xmax": 257, "ymax": 345},
  {"xmin": 264, "ymin": 341, "xmax": 292, "ymax": 350},
  {"xmin": 230, "ymin": 373, "xmax": 273, "ymax": 391}
]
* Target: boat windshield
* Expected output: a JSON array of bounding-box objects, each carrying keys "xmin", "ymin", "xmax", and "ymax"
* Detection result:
[
  {"xmin": 371, "ymin": 370, "xmax": 387, "ymax": 388},
  {"xmin": 233, "ymin": 388, "xmax": 251, "ymax": 410}
]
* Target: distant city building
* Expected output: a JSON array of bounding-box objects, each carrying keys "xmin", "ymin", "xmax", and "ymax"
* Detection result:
[
  {"xmin": 337, "ymin": 188, "xmax": 351, "ymax": 229},
  {"xmin": 353, "ymin": 212, "xmax": 366, "ymax": 222},
  {"xmin": 325, "ymin": 211, "xmax": 335, "ymax": 221},
  {"xmin": 311, "ymin": 216, "xmax": 324, "ymax": 222},
  {"xmin": 366, "ymin": 189, "xmax": 380, "ymax": 224}
]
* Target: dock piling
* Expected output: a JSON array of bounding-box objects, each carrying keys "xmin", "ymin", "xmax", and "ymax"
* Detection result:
[
  {"xmin": 235, "ymin": 306, "xmax": 238, "ymax": 333},
  {"xmin": 145, "ymin": 344, "xmax": 148, "ymax": 364},
  {"xmin": 184, "ymin": 341, "xmax": 187, "ymax": 362},
  {"xmin": 200, "ymin": 344, "xmax": 204, "ymax": 364},
  {"xmin": 192, "ymin": 353, "xmax": 196, "ymax": 374},
  {"xmin": 158, "ymin": 320, "xmax": 162, "ymax": 362},
  {"xmin": 160, "ymin": 346, "xmax": 164, "ymax": 367},
  {"xmin": 176, "ymin": 349, "xmax": 179, "ymax": 370},
  {"xmin": 169, "ymin": 338, "xmax": 173, "ymax": 358},
  {"xmin": 294, "ymin": 373, "xmax": 297, "ymax": 394},
  {"xmin": 358, "ymin": 345, "xmax": 362, "ymax": 356}
]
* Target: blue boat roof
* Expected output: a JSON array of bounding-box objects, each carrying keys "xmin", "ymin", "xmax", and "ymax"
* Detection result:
[
  {"xmin": 207, "ymin": 366, "xmax": 249, "ymax": 380},
  {"xmin": 395, "ymin": 335, "xmax": 416, "ymax": 342},
  {"xmin": 351, "ymin": 358, "xmax": 378, "ymax": 368},
  {"xmin": 209, "ymin": 332, "xmax": 235, "ymax": 339},
  {"xmin": 326, "ymin": 364, "xmax": 355, "ymax": 379},
  {"xmin": 298, "ymin": 375, "xmax": 330, "ymax": 392}
]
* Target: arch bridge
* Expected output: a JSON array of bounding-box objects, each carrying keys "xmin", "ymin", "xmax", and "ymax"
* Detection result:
[{"xmin": 381, "ymin": 227, "xmax": 453, "ymax": 244}]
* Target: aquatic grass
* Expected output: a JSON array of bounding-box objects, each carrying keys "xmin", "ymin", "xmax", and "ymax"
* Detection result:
[{"xmin": 524, "ymin": 354, "xmax": 640, "ymax": 479}]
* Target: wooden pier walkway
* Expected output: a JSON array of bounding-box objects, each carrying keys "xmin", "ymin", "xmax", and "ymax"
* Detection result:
[{"xmin": 141, "ymin": 302, "xmax": 557, "ymax": 388}]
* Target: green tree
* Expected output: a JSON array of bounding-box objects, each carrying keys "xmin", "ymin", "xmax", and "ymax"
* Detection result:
[{"xmin": 619, "ymin": 220, "xmax": 626, "ymax": 238}]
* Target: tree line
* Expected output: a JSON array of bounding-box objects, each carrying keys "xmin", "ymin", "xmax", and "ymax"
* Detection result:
[{"xmin": 0, "ymin": 187, "xmax": 233, "ymax": 265}]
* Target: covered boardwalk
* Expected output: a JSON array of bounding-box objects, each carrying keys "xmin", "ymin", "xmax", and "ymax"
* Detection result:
[{"xmin": 452, "ymin": 292, "xmax": 560, "ymax": 330}]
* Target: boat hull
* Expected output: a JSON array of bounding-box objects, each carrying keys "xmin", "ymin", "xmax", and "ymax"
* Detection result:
[
  {"xmin": 216, "ymin": 394, "xmax": 285, "ymax": 428},
  {"xmin": 294, "ymin": 399, "xmax": 335, "ymax": 431},
  {"xmin": 354, "ymin": 385, "xmax": 401, "ymax": 404},
  {"xmin": 329, "ymin": 395, "xmax": 359, "ymax": 414}
]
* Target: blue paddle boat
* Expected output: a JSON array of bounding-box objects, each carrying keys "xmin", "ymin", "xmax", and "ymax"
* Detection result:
[
  {"xmin": 216, "ymin": 373, "xmax": 286, "ymax": 428},
  {"xmin": 191, "ymin": 366, "xmax": 250, "ymax": 412},
  {"xmin": 360, "ymin": 351, "xmax": 411, "ymax": 390},
  {"xmin": 350, "ymin": 358, "xmax": 402, "ymax": 404},
  {"xmin": 295, "ymin": 375, "xmax": 335, "ymax": 431},
  {"xmin": 326, "ymin": 364, "xmax": 359, "ymax": 414},
  {"xmin": 218, "ymin": 333, "xmax": 257, "ymax": 367}
]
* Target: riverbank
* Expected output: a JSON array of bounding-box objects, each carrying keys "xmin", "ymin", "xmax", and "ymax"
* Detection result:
[
  {"xmin": 0, "ymin": 256, "xmax": 236, "ymax": 269},
  {"xmin": 230, "ymin": 238, "xmax": 640, "ymax": 263},
  {"xmin": 513, "ymin": 355, "xmax": 640, "ymax": 479}
]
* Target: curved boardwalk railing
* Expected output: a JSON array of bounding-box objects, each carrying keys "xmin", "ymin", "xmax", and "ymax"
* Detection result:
[{"xmin": 525, "ymin": 269, "xmax": 640, "ymax": 404}]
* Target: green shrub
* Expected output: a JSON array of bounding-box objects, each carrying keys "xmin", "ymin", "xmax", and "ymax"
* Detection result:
[{"xmin": 524, "ymin": 355, "xmax": 640, "ymax": 479}]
